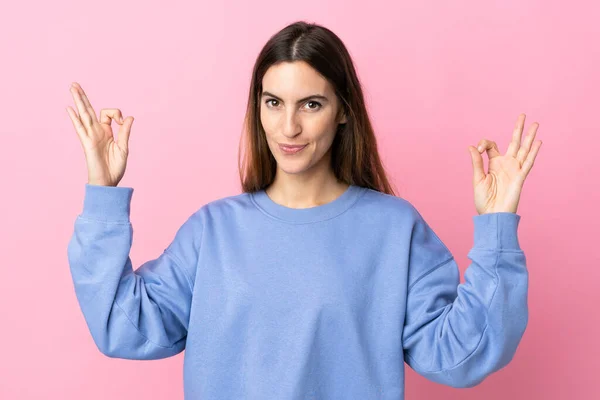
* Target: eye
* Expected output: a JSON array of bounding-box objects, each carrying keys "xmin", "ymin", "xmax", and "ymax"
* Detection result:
[
  {"xmin": 265, "ymin": 99, "xmax": 279, "ymax": 107},
  {"xmin": 305, "ymin": 101, "xmax": 322, "ymax": 110}
]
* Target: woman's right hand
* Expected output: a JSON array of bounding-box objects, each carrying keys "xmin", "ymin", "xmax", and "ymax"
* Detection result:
[{"xmin": 66, "ymin": 82, "xmax": 134, "ymax": 187}]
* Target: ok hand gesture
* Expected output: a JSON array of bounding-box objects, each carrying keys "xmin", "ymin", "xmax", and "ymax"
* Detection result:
[
  {"xmin": 468, "ymin": 113, "xmax": 543, "ymax": 215},
  {"xmin": 66, "ymin": 82, "xmax": 134, "ymax": 187}
]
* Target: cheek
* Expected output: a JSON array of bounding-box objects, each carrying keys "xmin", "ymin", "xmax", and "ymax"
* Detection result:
[
  {"xmin": 260, "ymin": 109, "xmax": 278, "ymax": 135},
  {"xmin": 310, "ymin": 118, "xmax": 338, "ymax": 143}
]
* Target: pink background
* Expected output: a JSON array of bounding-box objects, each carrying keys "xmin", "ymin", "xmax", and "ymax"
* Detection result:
[{"xmin": 1, "ymin": 1, "xmax": 598, "ymax": 399}]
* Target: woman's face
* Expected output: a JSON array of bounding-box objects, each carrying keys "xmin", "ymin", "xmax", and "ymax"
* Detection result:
[{"xmin": 260, "ymin": 61, "xmax": 347, "ymax": 177}]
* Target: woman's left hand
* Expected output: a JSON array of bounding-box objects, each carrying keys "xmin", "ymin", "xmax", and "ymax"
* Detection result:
[{"xmin": 468, "ymin": 113, "xmax": 543, "ymax": 215}]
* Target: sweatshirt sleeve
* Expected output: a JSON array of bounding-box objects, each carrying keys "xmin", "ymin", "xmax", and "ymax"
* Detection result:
[
  {"xmin": 67, "ymin": 184, "xmax": 200, "ymax": 360},
  {"xmin": 401, "ymin": 210, "xmax": 528, "ymax": 388}
]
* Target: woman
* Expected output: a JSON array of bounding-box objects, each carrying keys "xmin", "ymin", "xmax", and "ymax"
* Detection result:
[{"xmin": 67, "ymin": 21, "xmax": 542, "ymax": 399}]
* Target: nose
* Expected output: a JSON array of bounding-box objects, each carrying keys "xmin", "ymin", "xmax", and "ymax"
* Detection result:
[{"xmin": 282, "ymin": 109, "xmax": 301, "ymax": 138}]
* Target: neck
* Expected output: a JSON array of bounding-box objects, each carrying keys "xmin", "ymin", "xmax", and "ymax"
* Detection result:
[{"xmin": 265, "ymin": 168, "xmax": 349, "ymax": 209}]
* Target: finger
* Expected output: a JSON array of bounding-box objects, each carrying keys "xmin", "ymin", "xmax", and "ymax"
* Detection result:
[
  {"xmin": 516, "ymin": 122, "xmax": 539, "ymax": 166},
  {"xmin": 477, "ymin": 139, "xmax": 501, "ymax": 159},
  {"xmin": 70, "ymin": 85, "xmax": 94, "ymax": 131},
  {"xmin": 506, "ymin": 113, "xmax": 525, "ymax": 158},
  {"xmin": 72, "ymin": 82, "xmax": 98, "ymax": 123},
  {"xmin": 469, "ymin": 145, "xmax": 486, "ymax": 184},
  {"xmin": 99, "ymin": 109, "xmax": 124, "ymax": 125},
  {"xmin": 521, "ymin": 140, "xmax": 542, "ymax": 177},
  {"xmin": 117, "ymin": 116, "xmax": 134, "ymax": 152},
  {"xmin": 66, "ymin": 106, "xmax": 89, "ymax": 141}
]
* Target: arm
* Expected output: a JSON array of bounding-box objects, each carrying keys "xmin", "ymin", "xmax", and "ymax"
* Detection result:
[
  {"xmin": 67, "ymin": 184, "xmax": 200, "ymax": 360},
  {"xmin": 402, "ymin": 210, "xmax": 528, "ymax": 388}
]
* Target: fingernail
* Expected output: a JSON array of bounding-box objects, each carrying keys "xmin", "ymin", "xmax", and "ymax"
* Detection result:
[{"xmin": 477, "ymin": 146, "xmax": 483, "ymax": 152}]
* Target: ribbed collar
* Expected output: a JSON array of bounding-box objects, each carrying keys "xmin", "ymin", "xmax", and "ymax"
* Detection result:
[{"xmin": 250, "ymin": 184, "xmax": 366, "ymax": 224}]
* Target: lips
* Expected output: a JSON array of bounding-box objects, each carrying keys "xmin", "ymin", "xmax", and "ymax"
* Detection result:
[
  {"xmin": 279, "ymin": 143, "xmax": 308, "ymax": 154},
  {"xmin": 279, "ymin": 144, "xmax": 307, "ymax": 149}
]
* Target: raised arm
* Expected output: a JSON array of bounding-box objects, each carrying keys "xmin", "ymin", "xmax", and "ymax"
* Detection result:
[
  {"xmin": 67, "ymin": 184, "xmax": 200, "ymax": 359},
  {"xmin": 65, "ymin": 82, "xmax": 200, "ymax": 359},
  {"xmin": 402, "ymin": 211, "xmax": 528, "ymax": 388}
]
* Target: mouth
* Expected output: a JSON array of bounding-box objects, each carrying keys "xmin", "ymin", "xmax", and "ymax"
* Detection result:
[{"xmin": 278, "ymin": 143, "xmax": 308, "ymax": 155}]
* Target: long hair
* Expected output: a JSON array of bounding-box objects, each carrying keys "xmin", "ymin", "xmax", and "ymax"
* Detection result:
[{"xmin": 238, "ymin": 20, "xmax": 396, "ymax": 196}]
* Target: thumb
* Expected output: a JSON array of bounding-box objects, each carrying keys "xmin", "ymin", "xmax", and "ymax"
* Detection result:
[
  {"xmin": 468, "ymin": 145, "xmax": 485, "ymax": 185},
  {"xmin": 117, "ymin": 116, "xmax": 134, "ymax": 152}
]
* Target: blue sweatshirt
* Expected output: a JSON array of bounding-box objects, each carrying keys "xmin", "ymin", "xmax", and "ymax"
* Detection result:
[{"xmin": 67, "ymin": 183, "xmax": 528, "ymax": 399}]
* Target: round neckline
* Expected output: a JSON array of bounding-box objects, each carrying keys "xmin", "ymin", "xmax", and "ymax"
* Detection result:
[{"xmin": 250, "ymin": 184, "xmax": 366, "ymax": 224}]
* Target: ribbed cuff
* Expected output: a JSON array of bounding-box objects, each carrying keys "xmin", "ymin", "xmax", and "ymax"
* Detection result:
[
  {"xmin": 81, "ymin": 183, "xmax": 134, "ymax": 222},
  {"xmin": 472, "ymin": 212, "xmax": 522, "ymax": 250}
]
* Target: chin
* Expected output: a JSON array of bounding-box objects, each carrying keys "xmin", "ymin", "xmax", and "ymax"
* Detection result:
[{"xmin": 276, "ymin": 161, "xmax": 313, "ymax": 175}]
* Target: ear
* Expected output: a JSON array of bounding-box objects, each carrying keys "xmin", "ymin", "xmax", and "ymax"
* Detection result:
[{"xmin": 338, "ymin": 109, "xmax": 348, "ymax": 124}]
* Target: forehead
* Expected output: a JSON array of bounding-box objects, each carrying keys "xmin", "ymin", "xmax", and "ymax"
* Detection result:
[{"xmin": 262, "ymin": 61, "xmax": 334, "ymax": 97}]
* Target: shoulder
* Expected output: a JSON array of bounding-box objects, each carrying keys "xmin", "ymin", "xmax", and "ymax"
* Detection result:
[
  {"xmin": 165, "ymin": 191, "xmax": 252, "ymax": 246},
  {"xmin": 358, "ymin": 187, "xmax": 423, "ymax": 223},
  {"xmin": 185, "ymin": 191, "xmax": 255, "ymax": 223}
]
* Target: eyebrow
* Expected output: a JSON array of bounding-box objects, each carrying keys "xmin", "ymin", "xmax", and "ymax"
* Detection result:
[{"xmin": 261, "ymin": 91, "xmax": 329, "ymax": 104}]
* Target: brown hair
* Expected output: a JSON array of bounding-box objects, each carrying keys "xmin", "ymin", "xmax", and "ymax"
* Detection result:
[{"xmin": 237, "ymin": 20, "xmax": 396, "ymax": 196}]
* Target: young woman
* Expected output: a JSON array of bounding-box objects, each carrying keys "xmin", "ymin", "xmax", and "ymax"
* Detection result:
[{"xmin": 67, "ymin": 21, "xmax": 542, "ymax": 399}]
